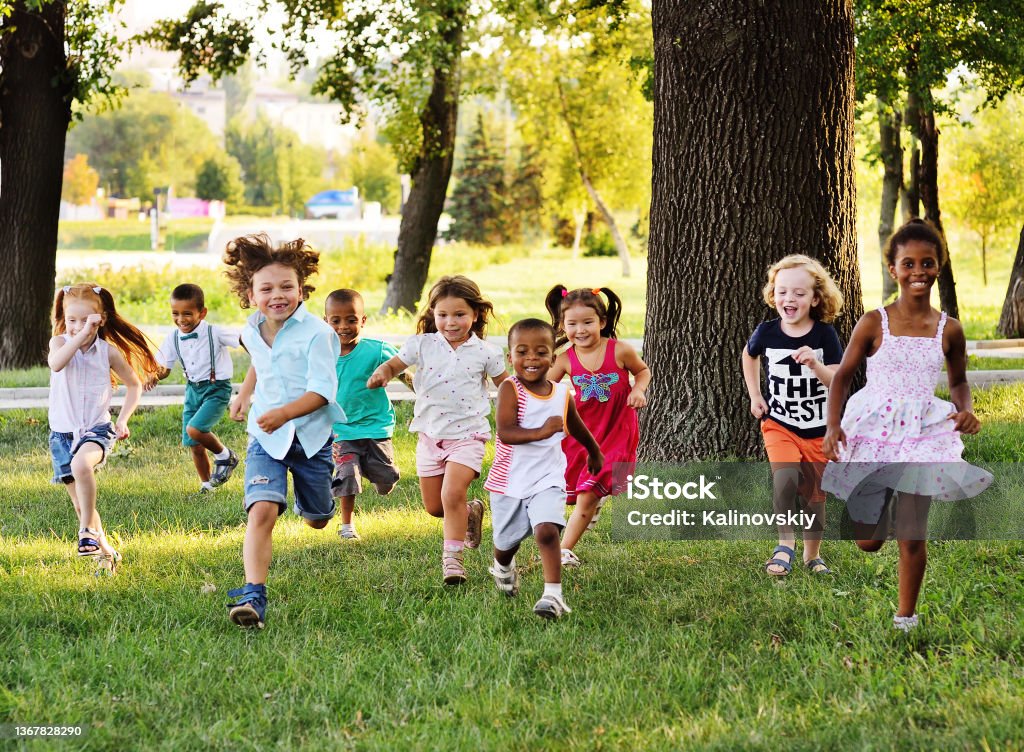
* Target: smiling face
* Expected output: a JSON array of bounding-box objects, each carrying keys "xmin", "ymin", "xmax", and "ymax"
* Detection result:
[
  {"xmin": 889, "ymin": 239, "xmax": 940, "ymax": 299},
  {"xmin": 562, "ymin": 303, "xmax": 604, "ymax": 350},
  {"xmin": 249, "ymin": 263, "xmax": 301, "ymax": 324},
  {"xmin": 772, "ymin": 267, "xmax": 819, "ymax": 326},
  {"xmin": 170, "ymin": 297, "xmax": 207, "ymax": 334},
  {"xmin": 509, "ymin": 326, "xmax": 555, "ymax": 386},
  {"xmin": 64, "ymin": 298, "xmax": 104, "ymax": 342},
  {"xmin": 433, "ymin": 296, "xmax": 477, "ymax": 346},
  {"xmin": 325, "ymin": 297, "xmax": 365, "ymax": 349}
]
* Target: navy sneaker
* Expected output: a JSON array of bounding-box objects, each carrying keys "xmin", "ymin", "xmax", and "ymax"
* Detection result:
[
  {"xmin": 210, "ymin": 449, "xmax": 239, "ymax": 487},
  {"xmin": 227, "ymin": 583, "xmax": 267, "ymax": 629}
]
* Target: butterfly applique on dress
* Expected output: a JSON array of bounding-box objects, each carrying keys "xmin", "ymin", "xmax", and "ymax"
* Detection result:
[{"xmin": 572, "ymin": 372, "xmax": 619, "ymax": 402}]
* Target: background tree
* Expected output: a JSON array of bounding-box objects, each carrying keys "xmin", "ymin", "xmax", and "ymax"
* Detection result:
[
  {"xmin": 445, "ymin": 114, "xmax": 508, "ymax": 245},
  {"xmin": 337, "ymin": 134, "xmax": 402, "ymax": 214},
  {"xmin": 64, "ymin": 89, "xmax": 218, "ymax": 198},
  {"xmin": 642, "ymin": 0, "xmax": 859, "ymax": 460},
  {"xmin": 0, "ymin": 0, "xmax": 124, "ymax": 368},
  {"xmin": 942, "ymin": 93, "xmax": 1024, "ymax": 286},
  {"xmin": 195, "ymin": 152, "xmax": 245, "ymax": 207},
  {"xmin": 61, "ymin": 153, "xmax": 99, "ymax": 206},
  {"xmin": 998, "ymin": 225, "xmax": 1024, "ymax": 337},
  {"xmin": 855, "ymin": 0, "xmax": 1024, "ymax": 318}
]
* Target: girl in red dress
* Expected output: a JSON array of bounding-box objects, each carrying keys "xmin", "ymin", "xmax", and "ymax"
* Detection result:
[{"xmin": 545, "ymin": 286, "xmax": 651, "ymax": 567}]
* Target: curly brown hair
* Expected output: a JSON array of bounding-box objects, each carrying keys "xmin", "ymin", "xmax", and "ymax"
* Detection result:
[
  {"xmin": 761, "ymin": 254, "xmax": 844, "ymax": 323},
  {"xmin": 415, "ymin": 276, "xmax": 494, "ymax": 338},
  {"xmin": 223, "ymin": 234, "xmax": 320, "ymax": 308}
]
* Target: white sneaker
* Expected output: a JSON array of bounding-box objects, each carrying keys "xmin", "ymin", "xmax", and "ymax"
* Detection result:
[
  {"xmin": 533, "ymin": 593, "xmax": 572, "ymax": 620},
  {"xmin": 488, "ymin": 562, "xmax": 519, "ymax": 597},
  {"xmin": 893, "ymin": 614, "xmax": 919, "ymax": 632},
  {"xmin": 560, "ymin": 548, "xmax": 581, "ymax": 568},
  {"xmin": 338, "ymin": 525, "xmax": 360, "ymax": 540}
]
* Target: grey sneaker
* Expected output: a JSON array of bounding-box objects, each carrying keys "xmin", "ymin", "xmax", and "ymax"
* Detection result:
[
  {"xmin": 464, "ymin": 499, "xmax": 484, "ymax": 549},
  {"xmin": 488, "ymin": 561, "xmax": 519, "ymax": 597},
  {"xmin": 533, "ymin": 593, "xmax": 572, "ymax": 620},
  {"xmin": 338, "ymin": 524, "xmax": 360, "ymax": 540},
  {"xmin": 210, "ymin": 449, "xmax": 239, "ymax": 487}
]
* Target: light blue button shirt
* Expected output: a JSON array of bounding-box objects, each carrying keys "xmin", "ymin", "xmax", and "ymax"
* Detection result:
[{"xmin": 242, "ymin": 302, "xmax": 345, "ymax": 460}]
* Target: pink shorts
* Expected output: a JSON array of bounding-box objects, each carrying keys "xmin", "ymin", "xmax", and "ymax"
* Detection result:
[{"xmin": 416, "ymin": 433, "xmax": 488, "ymax": 477}]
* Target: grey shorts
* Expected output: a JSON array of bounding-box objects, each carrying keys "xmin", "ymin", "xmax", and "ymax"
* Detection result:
[
  {"xmin": 490, "ymin": 487, "xmax": 566, "ymax": 551},
  {"xmin": 331, "ymin": 438, "xmax": 400, "ymax": 497}
]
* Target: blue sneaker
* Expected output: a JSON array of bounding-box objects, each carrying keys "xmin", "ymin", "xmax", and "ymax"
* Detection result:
[{"xmin": 227, "ymin": 583, "xmax": 267, "ymax": 629}]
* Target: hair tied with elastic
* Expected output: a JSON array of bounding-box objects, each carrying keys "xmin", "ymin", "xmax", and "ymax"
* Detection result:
[
  {"xmin": 61, "ymin": 285, "xmax": 103, "ymax": 294},
  {"xmin": 591, "ymin": 288, "xmax": 602, "ymax": 296},
  {"xmin": 561, "ymin": 289, "xmax": 569, "ymax": 298}
]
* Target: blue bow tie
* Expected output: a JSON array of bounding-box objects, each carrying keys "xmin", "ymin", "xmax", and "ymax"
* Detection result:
[{"xmin": 179, "ymin": 332, "xmax": 199, "ymax": 340}]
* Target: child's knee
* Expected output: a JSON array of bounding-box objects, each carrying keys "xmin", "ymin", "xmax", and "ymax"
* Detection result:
[
  {"xmin": 899, "ymin": 539, "xmax": 927, "ymax": 557},
  {"xmin": 534, "ymin": 523, "xmax": 560, "ymax": 547},
  {"xmin": 186, "ymin": 425, "xmax": 207, "ymax": 442},
  {"xmin": 304, "ymin": 518, "xmax": 330, "ymax": 530},
  {"xmin": 576, "ymin": 494, "xmax": 600, "ymax": 513},
  {"xmin": 856, "ymin": 539, "xmax": 884, "ymax": 553},
  {"xmin": 246, "ymin": 501, "xmax": 280, "ymax": 527}
]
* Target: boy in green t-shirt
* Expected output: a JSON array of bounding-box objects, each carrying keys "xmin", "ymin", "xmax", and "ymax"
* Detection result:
[{"xmin": 324, "ymin": 289, "xmax": 404, "ymax": 540}]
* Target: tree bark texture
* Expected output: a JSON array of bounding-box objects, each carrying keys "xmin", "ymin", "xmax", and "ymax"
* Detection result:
[
  {"xmin": 915, "ymin": 94, "xmax": 959, "ymax": 318},
  {"xmin": 877, "ymin": 102, "xmax": 901, "ymax": 303},
  {"xmin": 556, "ymin": 79, "xmax": 631, "ymax": 277},
  {"xmin": 997, "ymin": 224, "xmax": 1024, "ymax": 337},
  {"xmin": 900, "ymin": 94, "xmax": 920, "ymax": 221},
  {"xmin": 380, "ymin": 21, "xmax": 463, "ymax": 315},
  {"xmin": 643, "ymin": 0, "xmax": 860, "ymax": 461},
  {"xmin": 0, "ymin": 2, "xmax": 72, "ymax": 368}
]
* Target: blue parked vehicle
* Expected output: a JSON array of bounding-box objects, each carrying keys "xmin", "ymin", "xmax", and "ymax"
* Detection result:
[{"xmin": 305, "ymin": 188, "xmax": 360, "ymax": 219}]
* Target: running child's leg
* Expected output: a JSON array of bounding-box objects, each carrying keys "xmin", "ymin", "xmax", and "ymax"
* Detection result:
[
  {"xmin": 895, "ymin": 493, "xmax": 930, "ymax": 618},
  {"xmin": 188, "ymin": 443, "xmax": 212, "ymax": 482},
  {"xmin": 766, "ymin": 465, "xmax": 800, "ymax": 574},
  {"xmin": 440, "ymin": 462, "xmax": 476, "ymax": 542},
  {"xmin": 560, "ymin": 490, "xmax": 600, "ymax": 550},
  {"xmin": 534, "ymin": 522, "xmax": 561, "ymax": 584},
  {"xmin": 242, "ymin": 501, "xmax": 280, "ymax": 583},
  {"xmin": 70, "ymin": 444, "xmax": 116, "ymax": 556},
  {"xmin": 339, "ymin": 495, "xmax": 356, "ymax": 525}
]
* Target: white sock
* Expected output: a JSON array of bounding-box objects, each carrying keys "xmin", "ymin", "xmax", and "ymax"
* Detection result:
[
  {"xmin": 341, "ymin": 523, "xmax": 355, "ymax": 532},
  {"xmin": 543, "ymin": 582, "xmax": 563, "ymax": 599},
  {"xmin": 493, "ymin": 557, "xmax": 514, "ymax": 573},
  {"xmin": 213, "ymin": 448, "xmax": 230, "ymax": 461},
  {"xmin": 201, "ymin": 481, "xmax": 214, "ymax": 491}
]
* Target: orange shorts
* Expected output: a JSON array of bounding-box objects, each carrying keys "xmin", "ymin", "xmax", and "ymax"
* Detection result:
[{"xmin": 760, "ymin": 419, "xmax": 827, "ymax": 503}]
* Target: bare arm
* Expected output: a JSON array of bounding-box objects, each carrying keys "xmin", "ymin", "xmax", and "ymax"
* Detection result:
[
  {"xmin": 617, "ymin": 341, "xmax": 651, "ymax": 408},
  {"xmin": 256, "ymin": 392, "xmax": 328, "ymax": 433},
  {"xmin": 229, "ymin": 365, "xmax": 257, "ymax": 421},
  {"xmin": 791, "ymin": 346, "xmax": 839, "ymax": 387},
  {"xmin": 944, "ymin": 318, "xmax": 981, "ymax": 434},
  {"xmin": 741, "ymin": 346, "xmax": 769, "ymax": 419},
  {"xmin": 48, "ymin": 316, "xmax": 101, "ymax": 371},
  {"xmin": 546, "ymin": 352, "xmax": 569, "ymax": 383},
  {"xmin": 368, "ymin": 355, "xmax": 409, "ymax": 389},
  {"xmin": 494, "ymin": 380, "xmax": 562, "ymax": 445},
  {"xmin": 109, "ymin": 348, "xmax": 142, "ymax": 438},
  {"xmin": 565, "ymin": 398, "xmax": 604, "ymax": 475},
  {"xmin": 822, "ymin": 313, "xmax": 879, "ymax": 460}
]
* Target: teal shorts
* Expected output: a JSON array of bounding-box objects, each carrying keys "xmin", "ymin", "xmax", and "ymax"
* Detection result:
[{"xmin": 182, "ymin": 379, "xmax": 232, "ymax": 446}]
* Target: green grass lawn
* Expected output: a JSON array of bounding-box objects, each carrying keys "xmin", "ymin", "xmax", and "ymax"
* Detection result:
[
  {"xmin": 59, "ymin": 219, "xmax": 215, "ymax": 253},
  {"xmin": 3, "ymin": 392, "xmax": 1023, "ymax": 749}
]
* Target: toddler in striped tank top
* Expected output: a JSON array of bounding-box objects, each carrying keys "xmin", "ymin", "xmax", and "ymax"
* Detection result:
[{"xmin": 484, "ymin": 319, "xmax": 603, "ymax": 619}]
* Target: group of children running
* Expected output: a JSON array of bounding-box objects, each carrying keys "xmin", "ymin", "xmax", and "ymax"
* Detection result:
[{"xmin": 46, "ymin": 219, "xmax": 990, "ymax": 631}]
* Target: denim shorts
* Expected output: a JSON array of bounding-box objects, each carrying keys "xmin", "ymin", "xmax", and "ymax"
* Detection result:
[
  {"xmin": 49, "ymin": 423, "xmax": 116, "ymax": 484},
  {"xmin": 243, "ymin": 436, "xmax": 336, "ymax": 521}
]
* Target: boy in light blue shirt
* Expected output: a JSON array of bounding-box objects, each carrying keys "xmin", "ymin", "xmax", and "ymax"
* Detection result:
[
  {"xmin": 324, "ymin": 289, "xmax": 403, "ymax": 540},
  {"xmin": 223, "ymin": 234, "xmax": 345, "ymax": 629}
]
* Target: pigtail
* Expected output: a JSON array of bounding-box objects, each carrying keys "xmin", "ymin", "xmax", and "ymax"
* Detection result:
[
  {"xmin": 51, "ymin": 288, "xmax": 68, "ymax": 335},
  {"xmin": 416, "ymin": 306, "xmax": 437, "ymax": 335},
  {"xmin": 95, "ymin": 288, "xmax": 161, "ymax": 385},
  {"xmin": 544, "ymin": 285, "xmax": 569, "ymax": 347},
  {"xmin": 598, "ymin": 287, "xmax": 622, "ymax": 339}
]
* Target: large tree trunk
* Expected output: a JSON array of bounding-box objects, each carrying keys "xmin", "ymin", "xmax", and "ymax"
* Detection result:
[
  {"xmin": 877, "ymin": 101, "xmax": 901, "ymax": 303},
  {"xmin": 556, "ymin": 79, "xmax": 631, "ymax": 277},
  {"xmin": 915, "ymin": 90, "xmax": 959, "ymax": 318},
  {"xmin": 380, "ymin": 20, "xmax": 463, "ymax": 314},
  {"xmin": 0, "ymin": 2, "xmax": 72, "ymax": 368},
  {"xmin": 997, "ymin": 224, "xmax": 1024, "ymax": 337},
  {"xmin": 901, "ymin": 94, "xmax": 920, "ymax": 221},
  {"xmin": 643, "ymin": 0, "xmax": 860, "ymax": 461}
]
